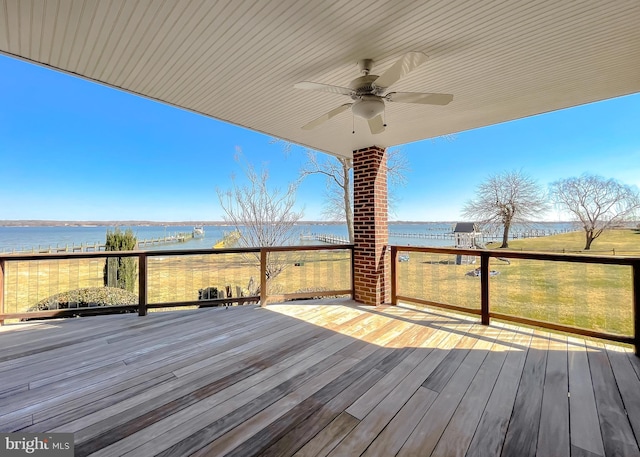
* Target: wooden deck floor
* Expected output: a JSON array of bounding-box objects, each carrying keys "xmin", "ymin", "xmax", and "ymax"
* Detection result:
[{"xmin": 1, "ymin": 299, "xmax": 640, "ymax": 456}]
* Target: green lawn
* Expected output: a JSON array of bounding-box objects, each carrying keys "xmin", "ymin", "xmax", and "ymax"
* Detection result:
[{"xmin": 487, "ymin": 227, "xmax": 640, "ymax": 254}]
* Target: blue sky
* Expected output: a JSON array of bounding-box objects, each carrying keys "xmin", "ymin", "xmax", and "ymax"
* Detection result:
[{"xmin": 1, "ymin": 54, "xmax": 639, "ymax": 222}]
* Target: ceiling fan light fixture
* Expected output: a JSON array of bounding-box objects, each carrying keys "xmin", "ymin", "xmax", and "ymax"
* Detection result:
[{"xmin": 351, "ymin": 96, "xmax": 385, "ymax": 119}]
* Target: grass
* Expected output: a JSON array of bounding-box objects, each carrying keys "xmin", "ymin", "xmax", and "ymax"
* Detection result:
[
  {"xmin": 3, "ymin": 229, "xmax": 638, "ymax": 336},
  {"xmin": 486, "ymin": 227, "xmax": 640, "ymax": 254}
]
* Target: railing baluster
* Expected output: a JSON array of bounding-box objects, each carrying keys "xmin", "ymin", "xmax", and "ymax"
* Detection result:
[
  {"xmin": 0, "ymin": 259, "xmax": 4, "ymax": 326},
  {"xmin": 480, "ymin": 251, "xmax": 490, "ymax": 325},
  {"xmin": 390, "ymin": 246, "xmax": 397, "ymax": 305},
  {"xmin": 634, "ymin": 262, "xmax": 640, "ymax": 356},
  {"xmin": 351, "ymin": 245, "xmax": 356, "ymax": 300},
  {"xmin": 260, "ymin": 248, "xmax": 267, "ymax": 307},
  {"xmin": 138, "ymin": 253, "xmax": 147, "ymax": 316}
]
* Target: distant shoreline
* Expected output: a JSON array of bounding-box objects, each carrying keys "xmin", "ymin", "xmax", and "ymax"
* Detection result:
[
  {"xmin": 0, "ymin": 221, "xmax": 362, "ymax": 228},
  {"xmin": 0, "ymin": 220, "xmax": 343, "ymax": 227},
  {"xmin": 0, "ymin": 220, "xmax": 243, "ymax": 227},
  {"xmin": 0, "ymin": 220, "xmax": 577, "ymax": 227}
]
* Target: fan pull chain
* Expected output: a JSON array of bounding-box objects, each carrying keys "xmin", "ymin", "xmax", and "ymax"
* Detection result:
[{"xmin": 352, "ymin": 113, "xmax": 355, "ymax": 134}]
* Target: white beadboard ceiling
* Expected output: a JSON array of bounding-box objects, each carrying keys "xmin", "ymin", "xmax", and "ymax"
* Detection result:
[{"xmin": 1, "ymin": 0, "xmax": 639, "ymax": 159}]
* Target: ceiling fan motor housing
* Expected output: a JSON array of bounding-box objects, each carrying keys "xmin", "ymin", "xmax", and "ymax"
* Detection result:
[{"xmin": 349, "ymin": 74, "xmax": 384, "ymax": 94}]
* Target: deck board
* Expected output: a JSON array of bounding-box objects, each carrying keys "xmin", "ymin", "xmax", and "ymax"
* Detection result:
[
  {"xmin": 100, "ymin": 328, "xmax": 377, "ymax": 455},
  {"xmin": 537, "ymin": 334, "xmax": 570, "ymax": 457},
  {"xmin": 62, "ymin": 334, "xmax": 310, "ymax": 442},
  {"xmin": 0, "ymin": 299, "xmax": 637, "ymax": 456},
  {"xmin": 361, "ymin": 386, "xmax": 438, "ymax": 457},
  {"xmin": 337, "ymin": 325, "xmax": 486, "ymax": 457},
  {"xmin": 587, "ymin": 342, "xmax": 640, "ymax": 456},
  {"xmin": 430, "ymin": 328, "xmax": 514, "ymax": 457},
  {"xmin": 235, "ymin": 323, "xmax": 437, "ymax": 457},
  {"xmin": 73, "ymin": 321, "xmax": 331, "ymax": 454},
  {"xmin": 501, "ymin": 330, "xmax": 549, "ymax": 457},
  {"xmin": 292, "ymin": 411, "xmax": 360, "ymax": 457},
  {"xmin": 606, "ymin": 344, "xmax": 640, "ymax": 445},
  {"xmin": 397, "ymin": 327, "xmax": 493, "ymax": 457},
  {"xmin": 568, "ymin": 337, "xmax": 606, "ymax": 457}
]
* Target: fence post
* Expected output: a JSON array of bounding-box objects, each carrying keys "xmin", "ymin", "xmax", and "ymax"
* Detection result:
[
  {"xmin": 634, "ymin": 262, "xmax": 640, "ymax": 356},
  {"xmin": 480, "ymin": 252, "xmax": 490, "ymax": 325},
  {"xmin": 390, "ymin": 246, "xmax": 397, "ymax": 305},
  {"xmin": 350, "ymin": 246, "xmax": 356, "ymax": 300},
  {"xmin": 260, "ymin": 248, "xmax": 267, "ymax": 307},
  {"xmin": 138, "ymin": 253, "xmax": 148, "ymax": 316},
  {"xmin": 0, "ymin": 259, "xmax": 4, "ymax": 326}
]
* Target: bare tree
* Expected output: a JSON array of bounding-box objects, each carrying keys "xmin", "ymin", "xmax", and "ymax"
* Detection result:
[
  {"xmin": 217, "ymin": 154, "xmax": 303, "ymax": 284},
  {"xmin": 550, "ymin": 174, "xmax": 640, "ymax": 250},
  {"xmin": 462, "ymin": 170, "xmax": 548, "ymax": 248},
  {"xmin": 300, "ymin": 148, "xmax": 408, "ymax": 242}
]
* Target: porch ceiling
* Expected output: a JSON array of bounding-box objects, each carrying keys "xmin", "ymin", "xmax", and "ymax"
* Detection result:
[{"xmin": 1, "ymin": 1, "xmax": 639, "ymax": 159}]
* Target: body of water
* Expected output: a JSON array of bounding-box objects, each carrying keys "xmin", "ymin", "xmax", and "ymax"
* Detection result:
[{"xmin": 0, "ymin": 222, "xmax": 577, "ymax": 254}]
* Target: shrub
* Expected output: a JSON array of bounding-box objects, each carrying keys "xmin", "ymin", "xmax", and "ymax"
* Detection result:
[
  {"xmin": 104, "ymin": 227, "xmax": 138, "ymax": 292},
  {"xmin": 30, "ymin": 287, "xmax": 138, "ymax": 311}
]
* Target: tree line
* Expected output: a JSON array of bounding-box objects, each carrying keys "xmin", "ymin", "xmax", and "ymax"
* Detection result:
[
  {"xmin": 296, "ymin": 152, "xmax": 640, "ymax": 251},
  {"xmin": 462, "ymin": 170, "xmax": 640, "ymax": 250}
]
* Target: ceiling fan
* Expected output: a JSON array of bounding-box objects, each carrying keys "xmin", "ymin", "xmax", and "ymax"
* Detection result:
[{"xmin": 294, "ymin": 52, "xmax": 453, "ymax": 135}]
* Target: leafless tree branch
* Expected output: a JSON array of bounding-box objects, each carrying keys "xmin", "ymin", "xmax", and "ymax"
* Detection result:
[
  {"xmin": 216, "ymin": 152, "xmax": 303, "ymax": 286},
  {"xmin": 550, "ymin": 174, "xmax": 640, "ymax": 250},
  {"xmin": 462, "ymin": 169, "xmax": 549, "ymax": 248}
]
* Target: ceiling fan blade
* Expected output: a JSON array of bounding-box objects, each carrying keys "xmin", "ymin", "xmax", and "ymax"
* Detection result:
[
  {"xmin": 294, "ymin": 81, "xmax": 354, "ymax": 96},
  {"xmin": 368, "ymin": 115, "xmax": 385, "ymax": 135},
  {"xmin": 386, "ymin": 92, "xmax": 453, "ymax": 105},
  {"xmin": 301, "ymin": 103, "xmax": 352, "ymax": 130},
  {"xmin": 373, "ymin": 52, "xmax": 429, "ymax": 89}
]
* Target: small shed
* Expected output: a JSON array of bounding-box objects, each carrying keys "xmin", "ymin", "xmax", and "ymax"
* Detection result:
[
  {"xmin": 453, "ymin": 222, "xmax": 483, "ymax": 265},
  {"xmin": 453, "ymin": 222, "xmax": 483, "ymax": 248}
]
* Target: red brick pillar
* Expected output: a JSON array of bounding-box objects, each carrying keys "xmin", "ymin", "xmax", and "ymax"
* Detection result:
[{"xmin": 353, "ymin": 146, "xmax": 389, "ymax": 306}]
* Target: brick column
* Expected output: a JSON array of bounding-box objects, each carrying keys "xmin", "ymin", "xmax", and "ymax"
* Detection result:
[{"xmin": 353, "ymin": 146, "xmax": 389, "ymax": 306}]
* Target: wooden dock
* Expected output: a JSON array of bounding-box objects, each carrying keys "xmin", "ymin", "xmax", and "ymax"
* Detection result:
[
  {"xmin": 2, "ymin": 233, "xmax": 193, "ymax": 255},
  {"xmin": 300, "ymin": 233, "xmax": 351, "ymax": 244},
  {"xmin": 136, "ymin": 233, "xmax": 192, "ymax": 248},
  {"xmin": 1, "ymin": 299, "xmax": 638, "ymax": 456},
  {"xmin": 392, "ymin": 232, "xmax": 456, "ymax": 240},
  {"xmin": 302, "ymin": 229, "xmax": 574, "ymax": 245}
]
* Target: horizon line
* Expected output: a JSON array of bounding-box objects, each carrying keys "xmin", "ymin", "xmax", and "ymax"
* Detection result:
[{"xmin": 0, "ymin": 219, "xmax": 581, "ymax": 227}]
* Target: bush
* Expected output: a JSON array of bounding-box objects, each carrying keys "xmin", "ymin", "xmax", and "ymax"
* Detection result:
[
  {"xmin": 104, "ymin": 227, "xmax": 138, "ymax": 292},
  {"xmin": 30, "ymin": 287, "xmax": 138, "ymax": 311}
]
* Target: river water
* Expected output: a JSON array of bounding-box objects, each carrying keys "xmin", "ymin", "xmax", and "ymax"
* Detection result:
[{"xmin": 0, "ymin": 221, "xmax": 576, "ymax": 253}]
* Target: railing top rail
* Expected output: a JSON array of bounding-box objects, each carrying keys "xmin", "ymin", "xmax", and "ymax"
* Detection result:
[
  {"xmin": 391, "ymin": 245, "xmax": 640, "ymax": 266},
  {"xmin": 0, "ymin": 244, "xmax": 354, "ymax": 262},
  {"xmin": 0, "ymin": 247, "xmax": 256, "ymax": 261},
  {"xmin": 264, "ymin": 244, "xmax": 353, "ymax": 252}
]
